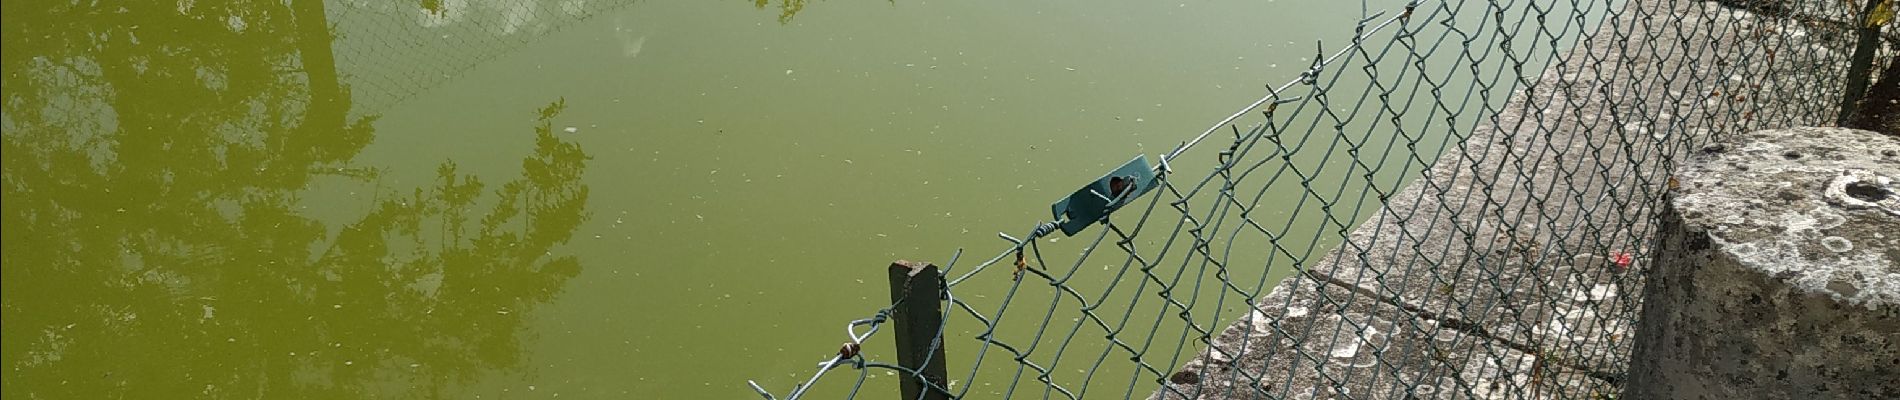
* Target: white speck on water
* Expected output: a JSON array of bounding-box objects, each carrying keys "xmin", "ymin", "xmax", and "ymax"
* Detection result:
[
  {"xmin": 563, "ymin": 127, "xmax": 579, "ymax": 133},
  {"xmin": 621, "ymin": 35, "xmax": 647, "ymax": 58},
  {"xmin": 785, "ymin": 69, "xmax": 794, "ymax": 75},
  {"xmin": 1135, "ymin": 118, "xmax": 1145, "ymax": 122},
  {"xmin": 1065, "ymin": 67, "xmax": 1076, "ymax": 71}
]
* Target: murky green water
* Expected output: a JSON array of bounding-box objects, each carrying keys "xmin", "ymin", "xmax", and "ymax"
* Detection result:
[{"xmin": 3, "ymin": 0, "xmax": 1602, "ymax": 398}]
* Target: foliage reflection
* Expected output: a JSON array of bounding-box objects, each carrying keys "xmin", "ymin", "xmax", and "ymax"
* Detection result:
[{"xmin": 0, "ymin": 0, "xmax": 591, "ymax": 398}]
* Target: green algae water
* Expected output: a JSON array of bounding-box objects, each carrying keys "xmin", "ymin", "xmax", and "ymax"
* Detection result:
[{"xmin": 2, "ymin": 0, "xmax": 1605, "ymax": 397}]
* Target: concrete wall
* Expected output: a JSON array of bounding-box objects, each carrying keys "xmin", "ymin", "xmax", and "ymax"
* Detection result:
[{"xmin": 1624, "ymin": 127, "xmax": 1899, "ymax": 399}]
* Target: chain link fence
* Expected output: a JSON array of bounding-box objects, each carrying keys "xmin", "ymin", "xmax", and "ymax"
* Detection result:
[{"xmin": 751, "ymin": 0, "xmax": 1890, "ymax": 398}]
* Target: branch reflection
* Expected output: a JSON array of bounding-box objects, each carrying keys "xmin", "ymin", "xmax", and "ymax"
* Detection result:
[{"xmin": 0, "ymin": 0, "xmax": 591, "ymax": 398}]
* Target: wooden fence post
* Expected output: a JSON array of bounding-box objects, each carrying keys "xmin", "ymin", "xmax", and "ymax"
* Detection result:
[
  {"xmin": 1838, "ymin": 0, "xmax": 1887, "ymax": 124},
  {"xmin": 888, "ymin": 260, "xmax": 951, "ymax": 400}
]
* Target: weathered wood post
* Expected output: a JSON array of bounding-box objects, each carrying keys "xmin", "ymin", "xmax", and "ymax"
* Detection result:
[
  {"xmin": 1839, "ymin": 0, "xmax": 1888, "ymax": 124},
  {"xmin": 888, "ymin": 260, "xmax": 951, "ymax": 400}
]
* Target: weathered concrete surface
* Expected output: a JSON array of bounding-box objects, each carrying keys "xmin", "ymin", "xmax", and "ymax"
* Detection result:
[
  {"xmin": 1157, "ymin": 278, "xmax": 1623, "ymax": 400},
  {"xmin": 1155, "ymin": 0, "xmax": 1867, "ymax": 398},
  {"xmin": 1623, "ymin": 127, "xmax": 1900, "ymax": 399}
]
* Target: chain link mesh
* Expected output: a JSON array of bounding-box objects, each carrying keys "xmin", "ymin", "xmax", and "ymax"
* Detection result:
[{"xmin": 753, "ymin": 0, "xmax": 1887, "ymax": 398}]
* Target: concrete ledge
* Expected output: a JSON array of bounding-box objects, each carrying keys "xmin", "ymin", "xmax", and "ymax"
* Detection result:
[
  {"xmin": 1153, "ymin": 277, "xmax": 1618, "ymax": 400},
  {"xmin": 1624, "ymin": 127, "xmax": 1900, "ymax": 399}
]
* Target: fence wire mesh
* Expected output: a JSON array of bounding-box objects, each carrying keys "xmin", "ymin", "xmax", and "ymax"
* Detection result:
[{"xmin": 752, "ymin": 0, "xmax": 1888, "ymax": 398}]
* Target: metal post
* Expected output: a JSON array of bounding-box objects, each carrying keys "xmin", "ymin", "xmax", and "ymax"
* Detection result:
[{"xmin": 887, "ymin": 261, "xmax": 951, "ymax": 400}]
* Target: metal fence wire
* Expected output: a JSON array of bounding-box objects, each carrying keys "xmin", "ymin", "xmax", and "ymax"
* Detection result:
[{"xmin": 751, "ymin": 0, "xmax": 1890, "ymax": 398}]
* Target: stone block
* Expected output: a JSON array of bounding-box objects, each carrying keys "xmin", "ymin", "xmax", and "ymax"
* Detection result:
[{"xmin": 1624, "ymin": 127, "xmax": 1900, "ymax": 399}]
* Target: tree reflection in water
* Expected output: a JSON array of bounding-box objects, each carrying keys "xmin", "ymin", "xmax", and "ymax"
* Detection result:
[{"xmin": 0, "ymin": 0, "xmax": 591, "ymax": 398}]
